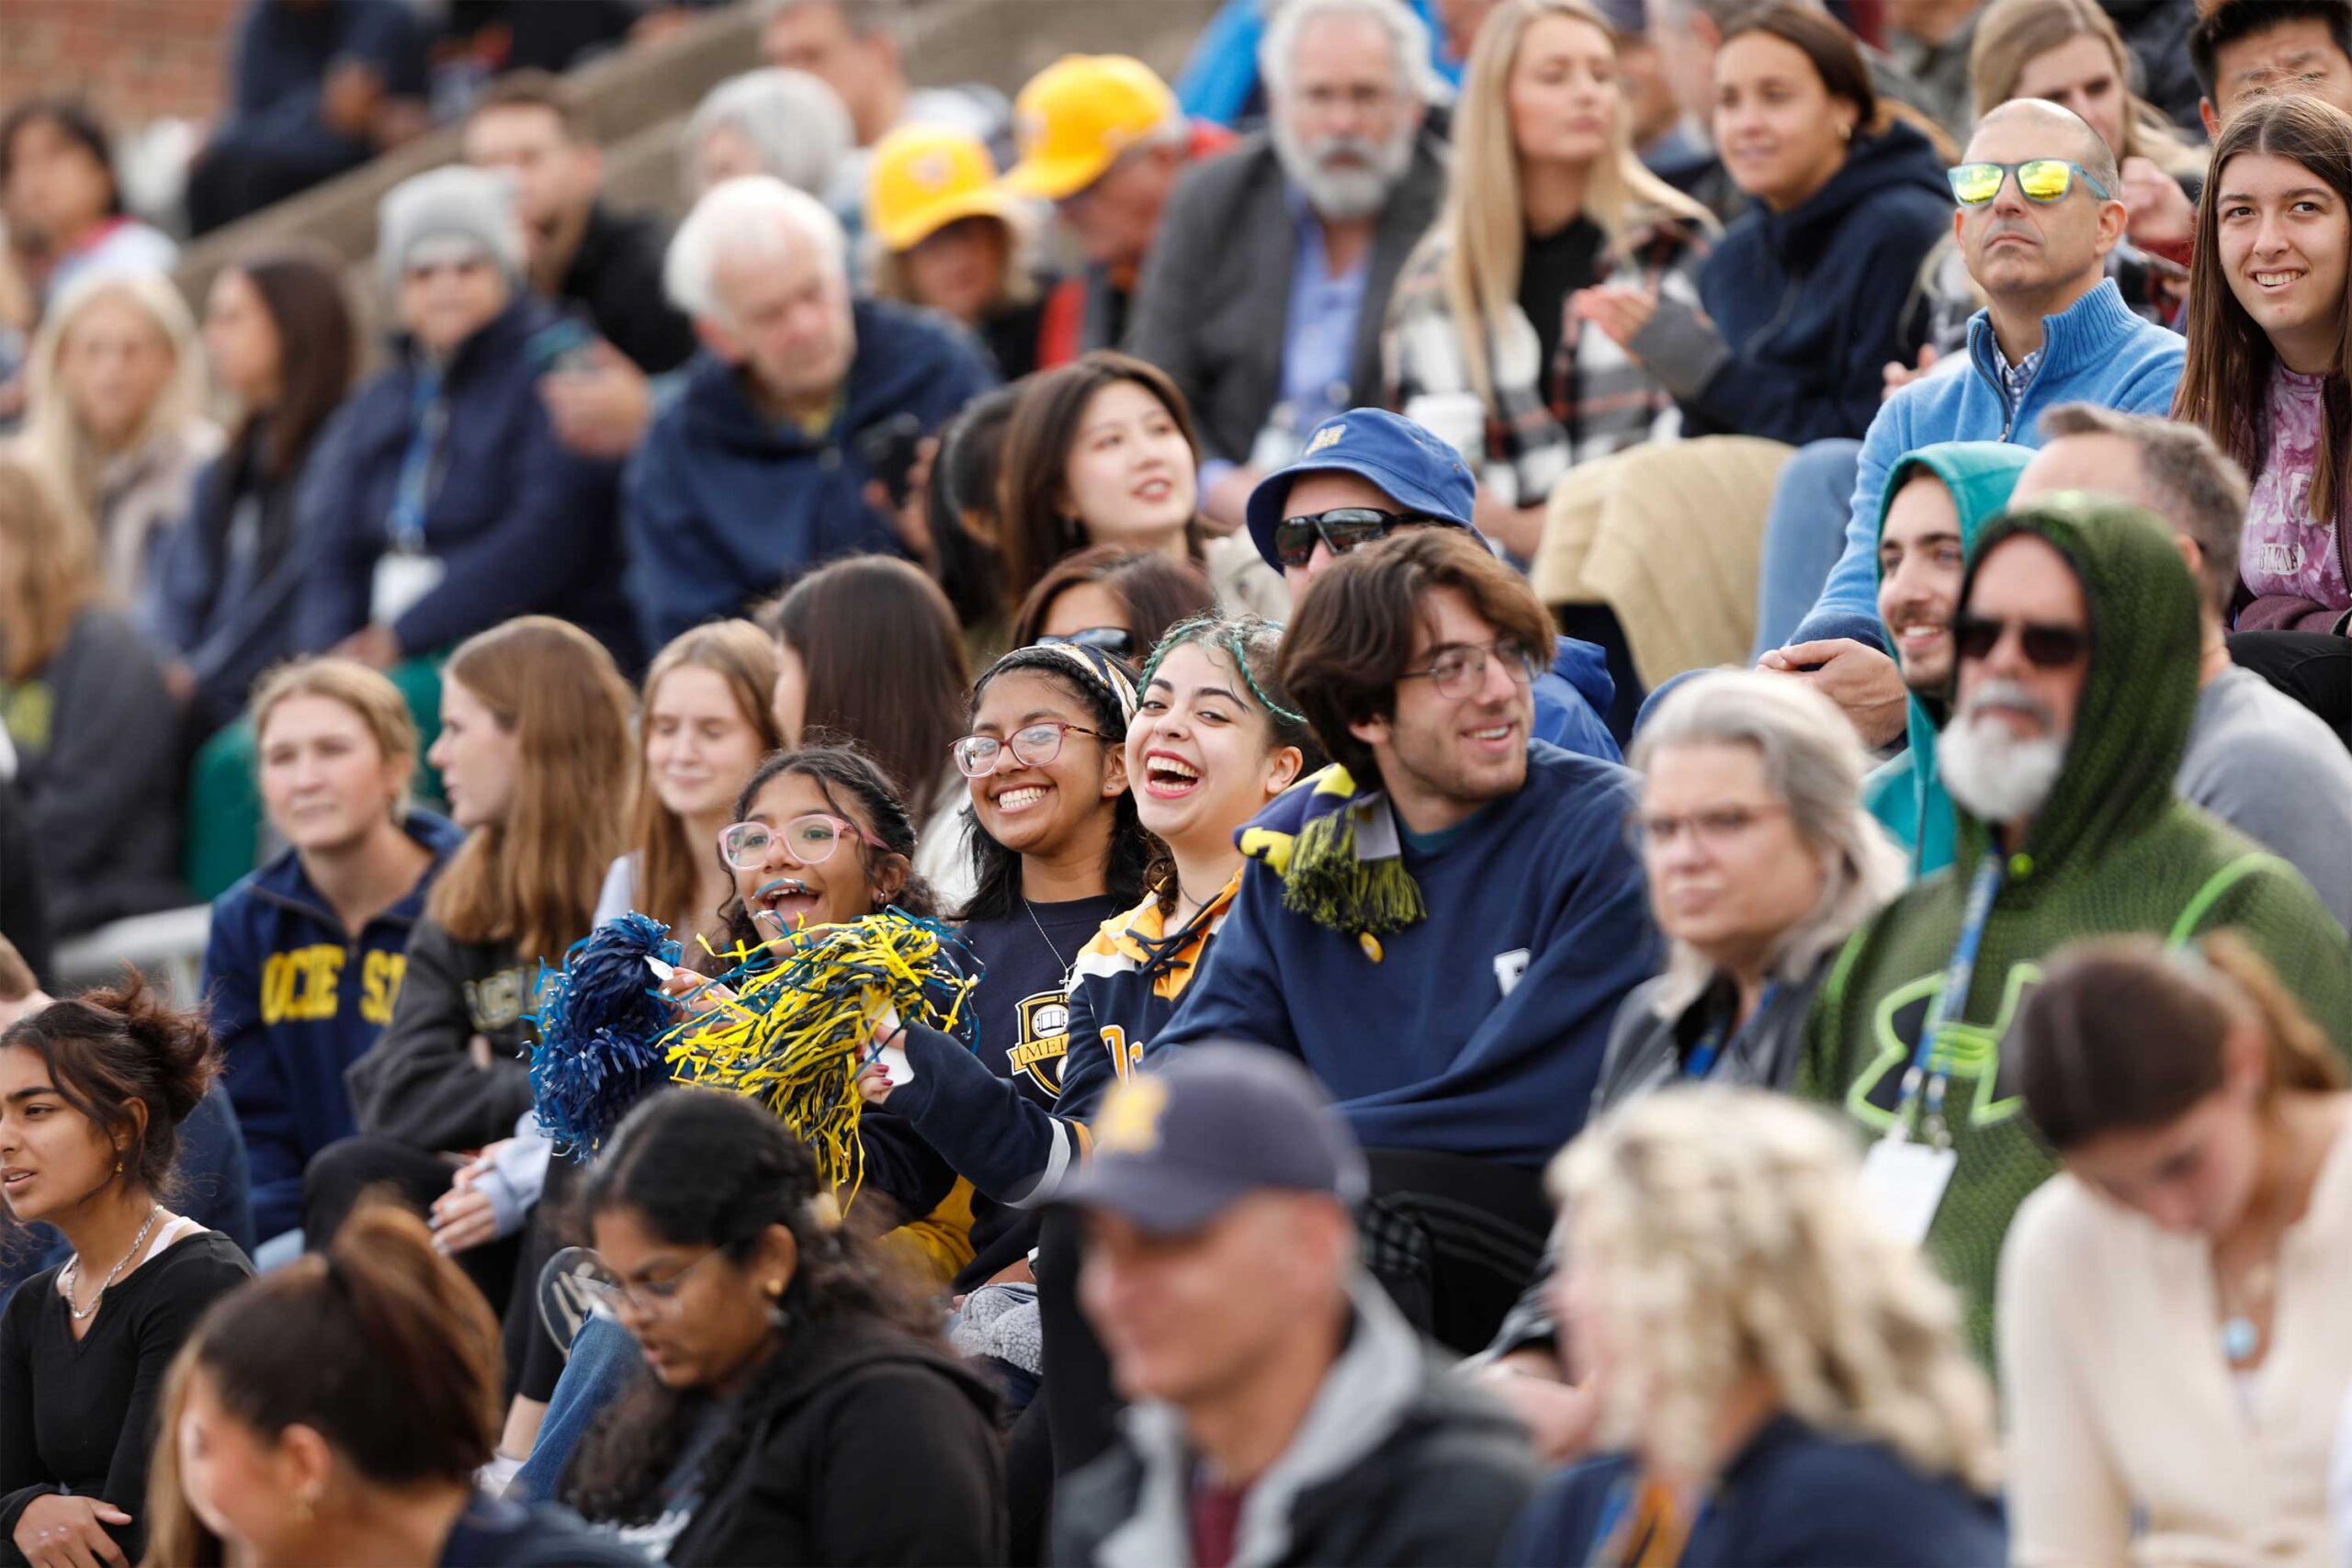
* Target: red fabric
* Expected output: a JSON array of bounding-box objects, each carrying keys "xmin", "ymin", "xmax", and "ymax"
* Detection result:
[
  {"xmin": 1188, "ymin": 1479, "xmax": 1249, "ymax": 1568},
  {"xmin": 1037, "ymin": 277, "xmax": 1087, "ymax": 369}
]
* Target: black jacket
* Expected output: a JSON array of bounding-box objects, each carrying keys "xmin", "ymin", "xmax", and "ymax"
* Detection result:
[
  {"xmin": 560, "ymin": 203, "xmax": 695, "ymax": 376},
  {"xmin": 1125, "ymin": 130, "xmax": 1448, "ymax": 465},
  {"xmin": 1055, "ymin": 1283, "xmax": 1539, "ymax": 1567},
  {"xmin": 344, "ymin": 918, "xmax": 537, "ymax": 1152},
  {"xmin": 662, "ymin": 1327, "xmax": 1004, "ymax": 1566},
  {"xmin": 1486, "ymin": 963, "xmax": 1827, "ymax": 1361}
]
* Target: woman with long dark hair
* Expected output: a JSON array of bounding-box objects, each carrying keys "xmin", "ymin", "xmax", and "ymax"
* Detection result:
[
  {"xmin": 0, "ymin": 981, "xmax": 253, "ymax": 1568},
  {"xmin": 563, "ymin": 1091, "xmax": 1003, "ymax": 1563},
  {"xmin": 761, "ymin": 555, "xmax": 974, "ymax": 909},
  {"xmin": 2004, "ymin": 934, "xmax": 2352, "ymax": 1564},
  {"xmin": 924, "ymin": 384, "xmax": 1022, "ymax": 659},
  {"xmin": 996, "ymin": 353, "xmax": 1283, "ymax": 621},
  {"xmin": 141, "ymin": 1205, "xmax": 641, "ymax": 1568},
  {"xmin": 153, "ymin": 246, "xmax": 359, "ymax": 740},
  {"xmin": 2177, "ymin": 96, "xmax": 2352, "ymax": 737}
]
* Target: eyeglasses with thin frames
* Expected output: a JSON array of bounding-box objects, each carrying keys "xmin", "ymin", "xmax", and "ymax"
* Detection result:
[
  {"xmin": 716, "ymin": 814, "xmax": 888, "ymax": 873},
  {"xmin": 952, "ymin": 720, "xmax": 1102, "ymax": 778},
  {"xmin": 1397, "ymin": 637, "xmax": 1542, "ymax": 701}
]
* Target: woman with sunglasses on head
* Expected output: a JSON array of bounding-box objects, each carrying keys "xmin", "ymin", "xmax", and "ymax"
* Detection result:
[
  {"xmin": 561, "ymin": 1091, "xmax": 1002, "ymax": 1564},
  {"xmin": 2003, "ymin": 934, "xmax": 2352, "ymax": 1566},
  {"xmin": 0, "ymin": 981, "xmax": 253, "ymax": 1568},
  {"xmin": 1476, "ymin": 670, "xmax": 1905, "ymax": 1461},
  {"xmin": 2177, "ymin": 96, "xmax": 2352, "ymax": 741},
  {"xmin": 594, "ymin": 622, "xmax": 781, "ymax": 944},
  {"xmin": 761, "ymin": 556, "xmax": 976, "ymax": 914},
  {"xmin": 141, "ymin": 1204, "xmax": 645, "ymax": 1568},
  {"xmin": 996, "ymin": 352, "xmax": 1284, "ymax": 624},
  {"xmin": 1008, "ymin": 545, "xmax": 1218, "ymax": 665}
]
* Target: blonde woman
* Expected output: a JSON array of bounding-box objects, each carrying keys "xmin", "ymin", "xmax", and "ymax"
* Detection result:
[
  {"xmin": 1505, "ymin": 1087, "xmax": 2007, "ymax": 1565},
  {"xmin": 19, "ymin": 268, "xmax": 221, "ymax": 612},
  {"xmin": 0, "ymin": 452, "xmax": 185, "ymax": 936},
  {"xmin": 1382, "ymin": 0, "xmax": 1715, "ymax": 559}
]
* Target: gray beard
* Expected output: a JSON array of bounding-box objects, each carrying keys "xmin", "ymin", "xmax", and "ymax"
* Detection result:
[
  {"xmin": 1937, "ymin": 709, "xmax": 2066, "ymax": 827},
  {"xmin": 1272, "ymin": 120, "xmax": 1415, "ymax": 221}
]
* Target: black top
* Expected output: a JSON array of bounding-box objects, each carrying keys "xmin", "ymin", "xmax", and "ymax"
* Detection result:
[
  {"xmin": 979, "ymin": 296, "xmax": 1051, "ymax": 383},
  {"xmin": 1519, "ymin": 217, "xmax": 1607, "ymax": 394},
  {"xmin": 560, "ymin": 204, "xmax": 696, "ymax": 375},
  {"xmin": 437, "ymin": 1489, "xmax": 648, "ymax": 1567},
  {"xmin": 861, "ymin": 896, "xmax": 1122, "ymax": 1292},
  {"xmin": 1505, "ymin": 1416, "xmax": 2007, "ymax": 1567},
  {"xmin": 0, "ymin": 1230, "xmax": 254, "ymax": 1565}
]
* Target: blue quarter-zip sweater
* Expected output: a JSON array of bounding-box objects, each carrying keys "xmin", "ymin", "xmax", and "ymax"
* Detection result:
[
  {"xmin": 1149, "ymin": 749, "xmax": 1661, "ymax": 1168},
  {"xmin": 199, "ymin": 810, "xmax": 464, "ymax": 1238},
  {"xmin": 621, "ymin": 299, "xmax": 997, "ymax": 650},
  {"xmin": 1791, "ymin": 277, "xmax": 2186, "ymax": 649}
]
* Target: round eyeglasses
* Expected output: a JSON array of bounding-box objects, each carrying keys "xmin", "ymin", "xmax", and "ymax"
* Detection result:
[
  {"xmin": 716, "ymin": 814, "xmax": 887, "ymax": 872},
  {"xmin": 951, "ymin": 720, "xmax": 1102, "ymax": 778}
]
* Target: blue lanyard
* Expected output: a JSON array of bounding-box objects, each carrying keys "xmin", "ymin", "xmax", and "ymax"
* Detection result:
[
  {"xmin": 1683, "ymin": 981, "xmax": 1781, "ymax": 1081},
  {"xmin": 386, "ymin": 368, "xmax": 447, "ymax": 557},
  {"xmin": 1890, "ymin": 852, "xmax": 2004, "ymax": 1149}
]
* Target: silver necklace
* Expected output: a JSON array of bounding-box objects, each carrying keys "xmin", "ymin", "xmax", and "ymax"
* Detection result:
[
  {"xmin": 1023, "ymin": 898, "xmax": 1075, "ymax": 971},
  {"xmin": 62, "ymin": 1204, "xmax": 164, "ymax": 1321}
]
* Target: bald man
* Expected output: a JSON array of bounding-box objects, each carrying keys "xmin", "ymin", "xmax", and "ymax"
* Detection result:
[{"xmin": 1760, "ymin": 96, "xmax": 2182, "ymax": 748}]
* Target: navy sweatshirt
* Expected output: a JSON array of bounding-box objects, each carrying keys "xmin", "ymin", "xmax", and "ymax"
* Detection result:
[
  {"xmin": 294, "ymin": 295, "xmax": 637, "ymax": 666},
  {"xmin": 885, "ymin": 878, "xmax": 1235, "ymax": 1206},
  {"xmin": 1151, "ymin": 749, "xmax": 1660, "ymax": 1167},
  {"xmin": 860, "ymin": 897, "xmax": 1117, "ymax": 1291},
  {"xmin": 1504, "ymin": 1416, "xmax": 2007, "ymax": 1566},
  {"xmin": 201, "ymin": 810, "xmax": 464, "ymax": 1237},
  {"xmin": 620, "ymin": 299, "xmax": 998, "ymax": 651},
  {"xmin": 1677, "ymin": 120, "xmax": 1951, "ymax": 446}
]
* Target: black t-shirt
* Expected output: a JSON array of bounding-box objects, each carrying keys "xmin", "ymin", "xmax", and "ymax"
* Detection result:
[
  {"xmin": 0, "ymin": 1230, "xmax": 254, "ymax": 1565},
  {"xmin": 1518, "ymin": 218, "xmax": 1608, "ymax": 393}
]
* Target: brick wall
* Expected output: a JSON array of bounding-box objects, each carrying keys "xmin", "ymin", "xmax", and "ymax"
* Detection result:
[{"xmin": 0, "ymin": 0, "xmax": 238, "ymax": 130}]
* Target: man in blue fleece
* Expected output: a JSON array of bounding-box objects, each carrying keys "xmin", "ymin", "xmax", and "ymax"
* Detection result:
[
  {"xmin": 622, "ymin": 175, "xmax": 996, "ymax": 650},
  {"xmin": 1151, "ymin": 525, "xmax": 1658, "ymax": 1345},
  {"xmin": 1249, "ymin": 407, "xmax": 1621, "ymax": 761},
  {"xmin": 1758, "ymin": 97, "xmax": 2183, "ymax": 746}
]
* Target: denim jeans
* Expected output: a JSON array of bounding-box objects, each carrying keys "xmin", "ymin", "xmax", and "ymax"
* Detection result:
[
  {"xmin": 509, "ymin": 1311, "xmax": 645, "ymax": 1502},
  {"xmin": 1750, "ymin": 439, "xmax": 1865, "ymax": 660}
]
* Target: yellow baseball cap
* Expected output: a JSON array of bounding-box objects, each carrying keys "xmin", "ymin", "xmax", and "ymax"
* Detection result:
[
  {"xmin": 866, "ymin": 123, "xmax": 1020, "ymax": 253},
  {"xmin": 1001, "ymin": 54, "xmax": 1178, "ymax": 202}
]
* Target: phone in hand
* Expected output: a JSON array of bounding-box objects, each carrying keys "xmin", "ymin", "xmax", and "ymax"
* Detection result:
[{"xmin": 854, "ymin": 412, "xmax": 926, "ymax": 508}]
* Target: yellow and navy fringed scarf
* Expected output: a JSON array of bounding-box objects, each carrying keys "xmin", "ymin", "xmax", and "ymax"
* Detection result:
[{"xmin": 1238, "ymin": 763, "xmax": 1427, "ymax": 963}]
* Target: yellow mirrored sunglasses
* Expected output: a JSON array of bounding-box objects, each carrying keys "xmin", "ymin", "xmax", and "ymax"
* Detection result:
[{"xmin": 1946, "ymin": 159, "xmax": 2112, "ymax": 207}]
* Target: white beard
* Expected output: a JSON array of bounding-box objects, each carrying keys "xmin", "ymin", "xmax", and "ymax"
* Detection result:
[
  {"xmin": 1272, "ymin": 118, "xmax": 1416, "ymax": 221},
  {"xmin": 1937, "ymin": 703, "xmax": 2067, "ymax": 827}
]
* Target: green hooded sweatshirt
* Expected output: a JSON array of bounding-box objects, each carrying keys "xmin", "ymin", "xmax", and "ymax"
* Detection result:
[
  {"xmin": 1862, "ymin": 442, "xmax": 2031, "ymax": 878},
  {"xmin": 1801, "ymin": 494, "xmax": 2352, "ymax": 1364}
]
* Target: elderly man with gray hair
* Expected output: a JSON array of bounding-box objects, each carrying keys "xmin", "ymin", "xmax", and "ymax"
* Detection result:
[
  {"xmin": 1125, "ymin": 0, "xmax": 1450, "ymax": 530},
  {"xmin": 2014, "ymin": 403, "xmax": 2352, "ymax": 930},
  {"xmin": 620, "ymin": 175, "xmax": 995, "ymax": 651}
]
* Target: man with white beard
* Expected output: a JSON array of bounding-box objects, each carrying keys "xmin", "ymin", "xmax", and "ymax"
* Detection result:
[
  {"xmin": 1797, "ymin": 492, "xmax": 2352, "ymax": 1364},
  {"xmin": 1125, "ymin": 0, "xmax": 1449, "ymax": 530}
]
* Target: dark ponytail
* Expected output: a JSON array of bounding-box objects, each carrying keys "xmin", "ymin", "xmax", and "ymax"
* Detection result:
[{"xmin": 2017, "ymin": 932, "xmax": 2347, "ymax": 1152}]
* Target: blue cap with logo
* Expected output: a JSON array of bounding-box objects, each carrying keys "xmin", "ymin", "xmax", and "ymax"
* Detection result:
[
  {"xmin": 1245, "ymin": 408, "xmax": 1480, "ymax": 571},
  {"xmin": 1055, "ymin": 1043, "xmax": 1367, "ymax": 1235}
]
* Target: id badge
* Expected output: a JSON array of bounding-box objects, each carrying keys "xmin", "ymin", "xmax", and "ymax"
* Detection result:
[
  {"xmin": 371, "ymin": 550, "xmax": 446, "ymax": 626},
  {"xmin": 1858, "ymin": 1137, "xmax": 1957, "ymax": 1248}
]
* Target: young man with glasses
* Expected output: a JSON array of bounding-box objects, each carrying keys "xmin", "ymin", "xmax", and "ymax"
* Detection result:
[
  {"xmin": 1759, "ymin": 96, "xmax": 2184, "ymax": 750},
  {"xmin": 1799, "ymin": 493, "xmax": 2352, "ymax": 1364},
  {"xmin": 1149, "ymin": 526, "xmax": 1658, "ymax": 1349},
  {"xmin": 1246, "ymin": 406, "xmax": 1621, "ymax": 760}
]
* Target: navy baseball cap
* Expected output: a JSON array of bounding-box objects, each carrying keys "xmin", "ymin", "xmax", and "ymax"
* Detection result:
[
  {"xmin": 1245, "ymin": 408, "xmax": 1479, "ymax": 571},
  {"xmin": 1056, "ymin": 1043, "xmax": 1368, "ymax": 1235}
]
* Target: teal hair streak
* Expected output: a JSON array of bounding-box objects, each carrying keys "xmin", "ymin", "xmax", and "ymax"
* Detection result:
[{"xmin": 1139, "ymin": 614, "xmax": 1306, "ymax": 728}]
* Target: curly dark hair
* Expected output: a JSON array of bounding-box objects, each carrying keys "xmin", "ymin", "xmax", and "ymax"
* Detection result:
[{"xmin": 561, "ymin": 1091, "xmax": 946, "ymax": 1526}]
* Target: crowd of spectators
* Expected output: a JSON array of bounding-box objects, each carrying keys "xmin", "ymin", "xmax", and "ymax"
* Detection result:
[{"xmin": 11, "ymin": 0, "xmax": 2352, "ymax": 1565}]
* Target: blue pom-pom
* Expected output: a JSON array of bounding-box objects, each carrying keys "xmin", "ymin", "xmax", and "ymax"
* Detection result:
[{"xmin": 529, "ymin": 912, "xmax": 684, "ymax": 1154}]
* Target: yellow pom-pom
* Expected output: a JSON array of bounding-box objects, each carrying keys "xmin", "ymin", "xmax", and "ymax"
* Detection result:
[{"xmin": 1359, "ymin": 931, "xmax": 1383, "ymax": 964}]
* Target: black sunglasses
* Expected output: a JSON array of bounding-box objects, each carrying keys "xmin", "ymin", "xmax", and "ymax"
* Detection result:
[
  {"xmin": 1951, "ymin": 613, "xmax": 2089, "ymax": 668},
  {"xmin": 1272, "ymin": 507, "xmax": 1428, "ymax": 570},
  {"xmin": 1039, "ymin": 626, "xmax": 1134, "ymax": 657}
]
